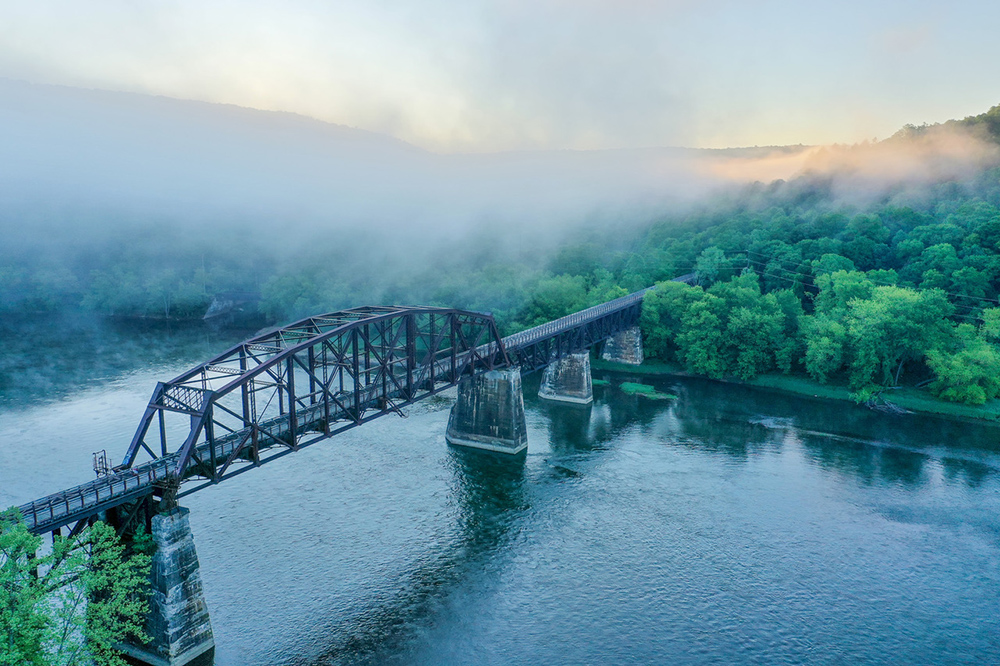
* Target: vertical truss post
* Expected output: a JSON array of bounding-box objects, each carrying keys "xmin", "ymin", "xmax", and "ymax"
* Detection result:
[
  {"xmin": 239, "ymin": 347, "xmax": 250, "ymax": 428},
  {"xmin": 278, "ymin": 363, "xmax": 285, "ymax": 416},
  {"xmin": 322, "ymin": 341, "xmax": 331, "ymax": 435},
  {"xmin": 380, "ymin": 320, "xmax": 388, "ymax": 405},
  {"xmin": 450, "ymin": 315, "xmax": 457, "ymax": 382},
  {"xmin": 308, "ymin": 346, "xmax": 317, "ymax": 405},
  {"xmin": 338, "ymin": 334, "xmax": 345, "ymax": 395},
  {"xmin": 406, "ymin": 313, "xmax": 416, "ymax": 399},
  {"xmin": 287, "ymin": 356, "xmax": 297, "ymax": 447},
  {"xmin": 364, "ymin": 323, "xmax": 372, "ymax": 389},
  {"xmin": 429, "ymin": 314, "xmax": 436, "ymax": 387},
  {"xmin": 352, "ymin": 328, "xmax": 361, "ymax": 423},
  {"xmin": 158, "ymin": 409, "xmax": 167, "ymax": 457},
  {"xmin": 206, "ymin": 404, "xmax": 218, "ymax": 482}
]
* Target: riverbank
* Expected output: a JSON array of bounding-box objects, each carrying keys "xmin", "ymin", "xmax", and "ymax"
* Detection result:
[{"xmin": 592, "ymin": 358, "xmax": 1000, "ymax": 423}]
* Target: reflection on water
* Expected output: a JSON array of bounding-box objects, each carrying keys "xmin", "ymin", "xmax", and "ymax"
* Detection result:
[{"xmin": 1, "ymin": 320, "xmax": 999, "ymax": 665}]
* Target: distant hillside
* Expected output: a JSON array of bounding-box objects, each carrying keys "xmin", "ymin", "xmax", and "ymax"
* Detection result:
[
  {"xmin": 889, "ymin": 103, "xmax": 1000, "ymax": 144},
  {"xmin": 955, "ymin": 104, "xmax": 1000, "ymax": 142},
  {"xmin": 1, "ymin": 80, "xmax": 998, "ymax": 323}
]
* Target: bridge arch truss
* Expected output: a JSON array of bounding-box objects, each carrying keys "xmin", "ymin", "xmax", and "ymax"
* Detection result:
[{"xmin": 124, "ymin": 306, "xmax": 510, "ymax": 491}]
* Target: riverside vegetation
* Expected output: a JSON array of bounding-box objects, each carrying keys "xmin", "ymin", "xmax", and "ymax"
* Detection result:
[
  {"xmin": 0, "ymin": 512, "xmax": 151, "ymax": 666},
  {"xmin": 3, "ymin": 105, "xmax": 1000, "ymax": 409}
]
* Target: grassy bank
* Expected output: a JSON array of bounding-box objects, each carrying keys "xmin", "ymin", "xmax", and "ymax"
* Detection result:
[{"xmin": 592, "ymin": 359, "xmax": 1000, "ymax": 423}]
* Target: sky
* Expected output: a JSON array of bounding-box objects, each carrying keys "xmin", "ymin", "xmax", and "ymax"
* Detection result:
[{"xmin": 1, "ymin": 0, "xmax": 999, "ymax": 153}]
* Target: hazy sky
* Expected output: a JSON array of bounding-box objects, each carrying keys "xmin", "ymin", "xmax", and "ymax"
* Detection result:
[{"xmin": 1, "ymin": 0, "xmax": 998, "ymax": 152}]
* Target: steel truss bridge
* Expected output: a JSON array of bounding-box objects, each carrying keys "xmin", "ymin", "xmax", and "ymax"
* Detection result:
[{"xmin": 15, "ymin": 283, "xmax": 677, "ymax": 539}]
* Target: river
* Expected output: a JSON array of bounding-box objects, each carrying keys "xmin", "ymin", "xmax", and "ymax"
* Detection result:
[{"xmin": 1, "ymin": 316, "xmax": 998, "ymax": 665}]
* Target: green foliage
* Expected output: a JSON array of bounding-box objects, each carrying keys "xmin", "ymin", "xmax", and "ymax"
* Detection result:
[
  {"xmin": 618, "ymin": 382, "xmax": 676, "ymax": 400},
  {"xmin": 844, "ymin": 286, "xmax": 954, "ymax": 390},
  {"xmin": 812, "ymin": 253, "xmax": 855, "ymax": 276},
  {"xmin": 514, "ymin": 274, "xmax": 590, "ymax": 328},
  {"xmin": 801, "ymin": 316, "xmax": 846, "ymax": 383},
  {"xmin": 813, "ymin": 270, "xmax": 875, "ymax": 315},
  {"xmin": 642, "ymin": 274, "xmax": 801, "ymax": 381},
  {"xmin": 675, "ymin": 294, "xmax": 727, "ymax": 378},
  {"xmin": 694, "ymin": 246, "xmax": 728, "ymax": 286},
  {"xmin": 0, "ymin": 512, "xmax": 151, "ymax": 666},
  {"xmin": 639, "ymin": 280, "xmax": 703, "ymax": 362},
  {"xmin": 7, "ymin": 104, "xmax": 1000, "ymax": 407},
  {"xmin": 927, "ymin": 324, "xmax": 1000, "ymax": 405}
]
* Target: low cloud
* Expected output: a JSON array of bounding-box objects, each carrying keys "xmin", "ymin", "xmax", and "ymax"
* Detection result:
[{"xmin": 698, "ymin": 123, "xmax": 1000, "ymax": 204}]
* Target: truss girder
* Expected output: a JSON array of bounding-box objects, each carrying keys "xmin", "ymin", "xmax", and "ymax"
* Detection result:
[{"xmin": 17, "ymin": 288, "xmax": 661, "ymax": 536}]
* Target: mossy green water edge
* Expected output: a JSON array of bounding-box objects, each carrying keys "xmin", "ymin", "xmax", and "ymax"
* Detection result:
[{"xmin": 618, "ymin": 382, "xmax": 677, "ymax": 400}]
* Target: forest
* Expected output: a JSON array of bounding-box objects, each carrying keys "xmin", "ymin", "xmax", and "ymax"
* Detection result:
[{"xmin": 3, "ymin": 104, "xmax": 1000, "ymax": 405}]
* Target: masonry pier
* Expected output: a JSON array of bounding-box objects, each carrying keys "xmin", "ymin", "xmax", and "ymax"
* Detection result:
[
  {"xmin": 121, "ymin": 507, "xmax": 214, "ymax": 666},
  {"xmin": 538, "ymin": 352, "xmax": 593, "ymax": 405},
  {"xmin": 446, "ymin": 368, "xmax": 528, "ymax": 454},
  {"xmin": 601, "ymin": 326, "xmax": 644, "ymax": 365}
]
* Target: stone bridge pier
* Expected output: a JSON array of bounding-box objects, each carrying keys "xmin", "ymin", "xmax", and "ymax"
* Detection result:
[
  {"xmin": 601, "ymin": 326, "xmax": 644, "ymax": 365},
  {"xmin": 446, "ymin": 369, "xmax": 528, "ymax": 454},
  {"xmin": 538, "ymin": 352, "xmax": 593, "ymax": 405},
  {"xmin": 121, "ymin": 507, "xmax": 215, "ymax": 666}
]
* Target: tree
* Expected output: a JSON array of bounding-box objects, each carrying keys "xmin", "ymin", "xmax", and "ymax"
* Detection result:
[
  {"xmin": 0, "ymin": 512, "xmax": 151, "ymax": 666},
  {"xmin": 515, "ymin": 274, "xmax": 590, "ymax": 328},
  {"xmin": 726, "ymin": 303, "xmax": 781, "ymax": 379},
  {"xmin": 801, "ymin": 315, "xmax": 846, "ymax": 383},
  {"xmin": 640, "ymin": 280, "xmax": 703, "ymax": 362},
  {"xmin": 812, "ymin": 253, "xmax": 855, "ymax": 276},
  {"xmin": 927, "ymin": 324, "xmax": 1000, "ymax": 405},
  {"xmin": 676, "ymin": 294, "xmax": 727, "ymax": 378},
  {"xmin": 813, "ymin": 270, "xmax": 875, "ymax": 316},
  {"xmin": 694, "ymin": 247, "xmax": 726, "ymax": 286},
  {"xmin": 771, "ymin": 289, "xmax": 804, "ymax": 373},
  {"xmin": 845, "ymin": 286, "xmax": 954, "ymax": 390}
]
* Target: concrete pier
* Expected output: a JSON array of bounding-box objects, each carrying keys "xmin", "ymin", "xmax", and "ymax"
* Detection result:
[
  {"xmin": 121, "ymin": 507, "xmax": 214, "ymax": 666},
  {"xmin": 446, "ymin": 368, "xmax": 528, "ymax": 454},
  {"xmin": 601, "ymin": 327, "xmax": 644, "ymax": 365},
  {"xmin": 538, "ymin": 352, "xmax": 593, "ymax": 405}
]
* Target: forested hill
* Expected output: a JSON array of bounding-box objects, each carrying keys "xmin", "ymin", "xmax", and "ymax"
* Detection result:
[
  {"xmin": 0, "ymin": 78, "xmax": 805, "ymax": 320},
  {"xmin": 3, "ymin": 89, "xmax": 1000, "ymax": 406},
  {"xmin": 910, "ymin": 103, "xmax": 1000, "ymax": 143},
  {"xmin": 609, "ymin": 103, "xmax": 1000, "ymax": 407}
]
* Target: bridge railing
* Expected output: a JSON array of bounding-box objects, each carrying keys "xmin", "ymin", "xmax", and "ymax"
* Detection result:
[{"xmin": 501, "ymin": 287, "xmax": 651, "ymax": 352}]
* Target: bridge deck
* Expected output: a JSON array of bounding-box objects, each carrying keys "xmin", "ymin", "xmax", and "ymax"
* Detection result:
[
  {"xmin": 501, "ymin": 287, "xmax": 649, "ymax": 351},
  {"xmin": 15, "ymin": 280, "xmax": 692, "ymax": 535}
]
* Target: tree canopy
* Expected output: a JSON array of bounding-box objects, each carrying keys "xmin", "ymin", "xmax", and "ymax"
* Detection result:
[{"xmin": 0, "ymin": 512, "xmax": 151, "ymax": 666}]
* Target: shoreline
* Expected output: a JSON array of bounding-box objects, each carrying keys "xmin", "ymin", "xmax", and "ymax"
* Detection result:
[{"xmin": 592, "ymin": 359, "xmax": 1000, "ymax": 425}]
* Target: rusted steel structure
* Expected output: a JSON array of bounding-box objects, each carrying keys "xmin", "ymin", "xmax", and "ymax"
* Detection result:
[
  {"xmin": 17, "ymin": 306, "xmax": 507, "ymax": 537},
  {"xmin": 15, "ymin": 280, "xmax": 692, "ymax": 538},
  {"xmin": 500, "ymin": 288, "xmax": 648, "ymax": 372}
]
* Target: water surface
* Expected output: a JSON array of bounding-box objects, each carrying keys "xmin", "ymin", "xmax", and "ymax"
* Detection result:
[{"xmin": 1, "ymin": 319, "xmax": 998, "ymax": 665}]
